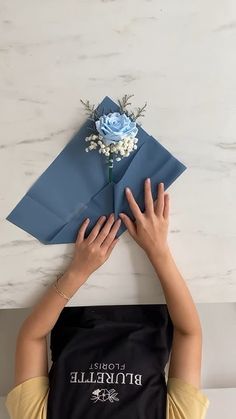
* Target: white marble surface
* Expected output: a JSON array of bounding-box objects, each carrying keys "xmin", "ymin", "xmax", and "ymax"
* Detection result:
[{"xmin": 0, "ymin": 0, "xmax": 236, "ymax": 308}]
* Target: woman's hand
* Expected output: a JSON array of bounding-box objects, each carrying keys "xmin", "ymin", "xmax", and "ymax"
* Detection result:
[
  {"xmin": 119, "ymin": 178, "xmax": 170, "ymax": 259},
  {"xmin": 13, "ymin": 215, "xmax": 120, "ymax": 388},
  {"xmin": 67, "ymin": 213, "xmax": 121, "ymax": 281}
]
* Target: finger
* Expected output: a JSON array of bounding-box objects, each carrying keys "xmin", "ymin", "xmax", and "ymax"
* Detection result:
[
  {"xmin": 94, "ymin": 213, "xmax": 116, "ymax": 246},
  {"xmin": 154, "ymin": 182, "xmax": 165, "ymax": 216},
  {"xmin": 86, "ymin": 215, "xmax": 107, "ymax": 243},
  {"xmin": 144, "ymin": 178, "xmax": 154, "ymax": 215},
  {"xmin": 119, "ymin": 213, "xmax": 136, "ymax": 238},
  {"xmin": 101, "ymin": 218, "xmax": 121, "ymax": 249},
  {"xmin": 125, "ymin": 187, "xmax": 143, "ymax": 220},
  {"xmin": 163, "ymin": 193, "xmax": 170, "ymax": 219},
  {"xmin": 76, "ymin": 218, "xmax": 90, "ymax": 243},
  {"xmin": 106, "ymin": 237, "xmax": 119, "ymax": 258}
]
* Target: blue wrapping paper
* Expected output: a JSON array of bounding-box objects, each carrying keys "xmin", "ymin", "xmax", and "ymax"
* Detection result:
[{"xmin": 6, "ymin": 96, "xmax": 187, "ymax": 244}]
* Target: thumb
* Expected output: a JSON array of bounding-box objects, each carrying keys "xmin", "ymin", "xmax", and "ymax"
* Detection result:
[{"xmin": 119, "ymin": 213, "xmax": 136, "ymax": 238}]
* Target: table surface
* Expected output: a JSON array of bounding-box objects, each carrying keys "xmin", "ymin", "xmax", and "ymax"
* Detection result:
[{"xmin": 1, "ymin": 0, "xmax": 235, "ymax": 308}]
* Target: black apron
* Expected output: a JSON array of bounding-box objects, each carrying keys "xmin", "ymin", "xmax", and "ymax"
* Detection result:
[{"xmin": 47, "ymin": 305, "xmax": 173, "ymax": 419}]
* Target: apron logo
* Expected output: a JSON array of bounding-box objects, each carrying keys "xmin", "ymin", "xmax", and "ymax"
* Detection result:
[
  {"xmin": 69, "ymin": 361, "xmax": 143, "ymax": 403},
  {"xmin": 90, "ymin": 388, "xmax": 119, "ymax": 403},
  {"xmin": 70, "ymin": 371, "xmax": 142, "ymax": 386}
]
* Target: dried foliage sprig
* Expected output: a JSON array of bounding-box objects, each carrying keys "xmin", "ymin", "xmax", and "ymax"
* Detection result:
[
  {"xmin": 81, "ymin": 95, "xmax": 147, "ymax": 123},
  {"xmin": 117, "ymin": 94, "xmax": 134, "ymax": 113},
  {"xmin": 132, "ymin": 102, "xmax": 147, "ymax": 120},
  {"xmin": 80, "ymin": 99, "xmax": 100, "ymax": 121},
  {"xmin": 118, "ymin": 95, "xmax": 147, "ymax": 121}
]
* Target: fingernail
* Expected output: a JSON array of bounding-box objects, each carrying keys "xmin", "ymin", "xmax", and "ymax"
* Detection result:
[
  {"xmin": 126, "ymin": 187, "xmax": 131, "ymax": 193},
  {"xmin": 146, "ymin": 177, "xmax": 150, "ymax": 182}
]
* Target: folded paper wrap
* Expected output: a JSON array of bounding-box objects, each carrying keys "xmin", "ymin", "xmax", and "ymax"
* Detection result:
[{"xmin": 6, "ymin": 96, "xmax": 187, "ymax": 244}]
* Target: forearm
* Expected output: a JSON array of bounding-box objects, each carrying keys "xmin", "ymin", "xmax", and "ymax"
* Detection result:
[
  {"xmin": 13, "ymin": 215, "xmax": 120, "ymax": 385},
  {"xmin": 147, "ymin": 247, "xmax": 201, "ymax": 335},
  {"xmin": 19, "ymin": 269, "xmax": 88, "ymax": 340}
]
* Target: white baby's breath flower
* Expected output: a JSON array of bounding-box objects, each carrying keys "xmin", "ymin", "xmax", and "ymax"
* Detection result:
[{"xmin": 84, "ymin": 124, "xmax": 139, "ymax": 165}]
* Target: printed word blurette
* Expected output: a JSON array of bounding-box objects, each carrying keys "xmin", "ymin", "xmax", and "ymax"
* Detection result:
[{"xmin": 69, "ymin": 371, "xmax": 143, "ymax": 386}]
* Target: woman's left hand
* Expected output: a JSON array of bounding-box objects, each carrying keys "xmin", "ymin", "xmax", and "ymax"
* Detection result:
[{"xmin": 67, "ymin": 213, "xmax": 121, "ymax": 281}]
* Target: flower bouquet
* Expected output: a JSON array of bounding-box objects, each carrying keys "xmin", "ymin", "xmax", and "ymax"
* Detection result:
[{"xmin": 80, "ymin": 95, "xmax": 147, "ymax": 183}]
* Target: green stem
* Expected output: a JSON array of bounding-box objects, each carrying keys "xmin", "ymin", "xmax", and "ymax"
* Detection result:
[{"xmin": 108, "ymin": 153, "xmax": 113, "ymax": 183}]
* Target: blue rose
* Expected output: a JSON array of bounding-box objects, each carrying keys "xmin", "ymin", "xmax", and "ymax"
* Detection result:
[{"xmin": 95, "ymin": 112, "xmax": 138, "ymax": 145}]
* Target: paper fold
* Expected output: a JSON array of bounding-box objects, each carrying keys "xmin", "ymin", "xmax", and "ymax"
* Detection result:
[{"xmin": 6, "ymin": 96, "xmax": 187, "ymax": 244}]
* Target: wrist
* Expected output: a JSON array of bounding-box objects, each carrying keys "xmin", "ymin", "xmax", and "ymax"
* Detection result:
[
  {"xmin": 57, "ymin": 268, "xmax": 88, "ymax": 296},
  {"xmin": 146, "ymin": 245, "xmax": 171, "ymax": 264},
  {"xmin": 66, "ymin": 267, "xmax": 89, "ymax": 283}
]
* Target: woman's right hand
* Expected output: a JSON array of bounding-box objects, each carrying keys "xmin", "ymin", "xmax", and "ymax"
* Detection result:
[{"xmin": 119, "ymin": 179, "xmax": 170, "ymax": 259}]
